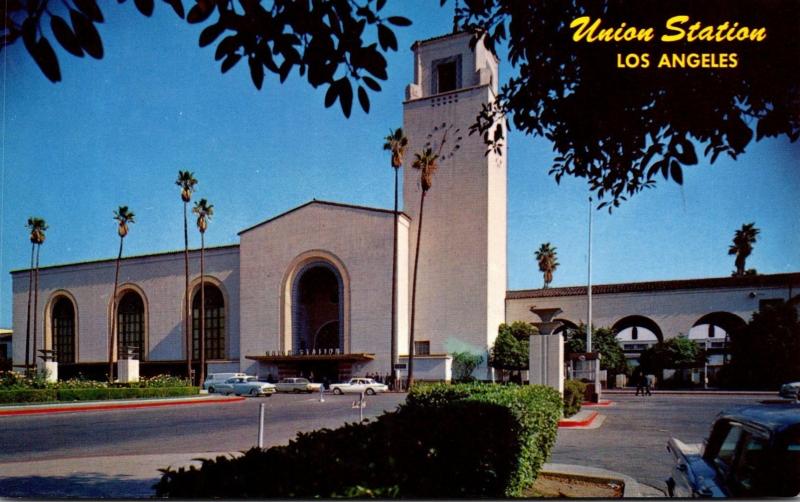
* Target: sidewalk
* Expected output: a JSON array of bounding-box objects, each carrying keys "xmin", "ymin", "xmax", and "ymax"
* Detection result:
[
  {"xmin": 604, "ymin": 389, "xmax": 776, "ymax": 396},
  {"xmin": 0, "ymin": 453, "xmax": 662, "ymax": 498},
  {"xmin": 0, "ymin": 394, "xmax": 244, "ymax": 417}
]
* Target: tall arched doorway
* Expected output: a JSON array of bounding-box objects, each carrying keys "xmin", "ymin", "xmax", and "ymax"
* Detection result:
[
  {"xmin": 117, "ymin": 291, "xmax": 146, "ymax": 360},
  {"xmin": 52, "ymin": 296, "xmax": 76, "ymax": 363},
  {"xmin": 292, "ymin": 263, "xmax": 344, "ymax": 352},
  {"xmin": 192, "ymin": 283, "xmax": 226, "ymax": 360}
]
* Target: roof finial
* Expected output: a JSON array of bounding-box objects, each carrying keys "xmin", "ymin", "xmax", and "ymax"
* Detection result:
[{"xmin": 452, "ymin": 0, "xmax": 460, "ymax": 33}]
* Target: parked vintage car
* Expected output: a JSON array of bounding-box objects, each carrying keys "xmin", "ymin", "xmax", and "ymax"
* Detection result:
[
  {"xmin": 666, "ymin": 402, "xmax": 800, "ymax": 498},
  {"xmin": 275, "ymin": 377, "xmax": 323, "ymax": 393},
  {"xmin": 778, "ymin": 381, "xmax": 800, "ymax": 401},
  {"xmin": 203, "ymin": 372, "xmax": 247, "ymax": 393},
  {"xmin": 214, "ymin": 376, "xmax": 276, "ymax": 397},
  {"xmin": 330, "ymin": 378, "xmax": 388, "ymax": 395}
]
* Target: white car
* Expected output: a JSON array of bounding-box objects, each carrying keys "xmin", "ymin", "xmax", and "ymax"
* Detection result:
[
  {"xmin": 215, "ymin": 376, "xmax": 276, "ymax": 397},
  {"xmin": 330, "ymin": 378, "xmax": 388, "ymax": 395},
  {"xmin": 203, "ymin": 372, "xmax": 247, "ymax": 393},
  {"xmin": 274, "ymin": 377, "xmax": 323, "ymax": 393}
]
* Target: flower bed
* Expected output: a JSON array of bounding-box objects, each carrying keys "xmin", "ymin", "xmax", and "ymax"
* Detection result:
[{"xmin": 0, "ymin": 371, "xmax": 197, "ymax": 404}]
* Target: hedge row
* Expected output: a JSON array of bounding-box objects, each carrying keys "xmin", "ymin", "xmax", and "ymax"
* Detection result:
[
  {"xmin": 0, "ymin": 386, "xmax": 198, "ymax": 404},
  {"xmin": 563, "ymin": 379, "xmax": 587, "ymax": 417},
  {"xmin": 155, "ymin": 383, "xmax": 562, "ymax": 498},
  {"xmin": 406, "ymin": 382, "xmax": 563, "ymax": 497},
  {"xmin": 0, "ymin": 388, "xmax": 57, "ymax": 404}
]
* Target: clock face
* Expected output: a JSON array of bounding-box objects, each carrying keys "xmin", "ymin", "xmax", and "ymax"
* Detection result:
[{"xmin": 424, "ymin": 122, "xmax": 463, "ymax": 161}]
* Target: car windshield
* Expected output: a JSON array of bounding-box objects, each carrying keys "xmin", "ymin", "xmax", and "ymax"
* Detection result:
[{"xmin": 245, "ymin": 377, "xmax": 257, "ymax": 382}]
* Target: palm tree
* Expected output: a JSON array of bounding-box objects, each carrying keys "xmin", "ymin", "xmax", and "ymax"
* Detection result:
[
  {"xmin": 176, "ymin": 171, "xmax": 198, "ymax": 381},
  {"xmin": 24, "ymin": 217, "xmax": 47, "ymax": 373},
  {"xmin": 109, "ymin": 206, "xmax": 135, "ymax": 382},
  {"xmin": 407, "ymin": 147, "xmax": 439, "ymax": 388},
  {"xmin": 535, "ymin": 242, "xmax": 559, "ymax": 288},
  {"xmin": 728, "ymin": 223, "xmax": 760, "ymax": 277},
  {"xmin": 383, "ymin": 128, "xmax": 407, "ymax": 381},
  {"xmin": 193, "ymin": 198, "xmax": 214, "ymax": 386}
]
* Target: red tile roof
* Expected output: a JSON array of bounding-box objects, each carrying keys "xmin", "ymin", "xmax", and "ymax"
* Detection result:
[{"xmin": 506, "ymin": 272, "xmax": 800, "ymax": 299}]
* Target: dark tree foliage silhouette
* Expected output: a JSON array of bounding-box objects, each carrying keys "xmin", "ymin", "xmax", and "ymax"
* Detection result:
[
  {"xmin": 3, "ymin": 0, "xmax": 410, "ymax": 117},
  {"xmin": 449, "ymin": 0, "xmax": 800, "ymax": 208}
]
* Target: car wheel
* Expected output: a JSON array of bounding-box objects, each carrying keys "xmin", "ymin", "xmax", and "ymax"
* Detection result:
[
  {"xmin": 333, "ymin": 388, "xmax": 343, "ymax": 395},
  {"xmin": 208, "ymin": 387, "xmax": 215, "ymax": 394},
  {"xmin": 293, "ymin": 389, "xmax": 300, "ymax": 394},
  {"xmin": 250, "ymin": 388, "xmax": 259, "ymax": 397},
  {"xmin": 366, "ymin": 388, "xmax": 376, "ymax": 396}
]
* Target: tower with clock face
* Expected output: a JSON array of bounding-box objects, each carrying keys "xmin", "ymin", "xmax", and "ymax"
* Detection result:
[{"xmin": 401, "ymin": 31, "xmax": 507, "ymax": 376}]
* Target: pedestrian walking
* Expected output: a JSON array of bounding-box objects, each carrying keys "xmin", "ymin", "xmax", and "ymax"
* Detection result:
[
  {"xmin": 645, "ymin": 374, "xmax": 654, "ymax": 396},
  {"xmin": 634, "ymin": 368, "xmax": 644, "ymax": 396}
]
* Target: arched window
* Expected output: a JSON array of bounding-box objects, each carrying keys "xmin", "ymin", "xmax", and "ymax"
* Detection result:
[
  {"xmin": 192, "ymin": 284, "xmax": 226, "ymax": 360},
  {"xmin": 118, "ymin": 291, "xmax": 145, "ymax": 360},
  {"xmin": 52, "ymin": 296, "xmax": 75, "ymax": 363}
]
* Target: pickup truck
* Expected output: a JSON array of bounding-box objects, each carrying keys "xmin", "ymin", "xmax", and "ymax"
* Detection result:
[{"xmin": 666, "ymin": 403, "xmax": 800, "ymax": 498}]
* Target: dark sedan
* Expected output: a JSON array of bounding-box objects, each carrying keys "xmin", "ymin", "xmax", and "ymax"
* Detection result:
[{"xmin": 666, "ymin": 402, "xmax": 800, "ymax": 498}]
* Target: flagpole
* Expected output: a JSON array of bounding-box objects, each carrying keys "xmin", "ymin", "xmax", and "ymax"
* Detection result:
[{"xmin": 587, "ymin": 196, "xmax": 593, "ymax": 353}]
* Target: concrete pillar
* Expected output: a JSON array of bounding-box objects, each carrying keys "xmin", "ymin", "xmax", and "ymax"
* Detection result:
[
  {"xmin": 118, "ymin": 359, "xmax": 140, "ymax": 383},
  {"xmin": 529, "ymin": 334, "xmax": 564, "ymax": 395},
  {"xmin": 38, "ymin": 360, "xmax": 58, "ymax": 383}
]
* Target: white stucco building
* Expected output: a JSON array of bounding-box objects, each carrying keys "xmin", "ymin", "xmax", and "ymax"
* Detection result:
[
  {"xmin": 10, "ymin": 31, "xmax": 506, "ymax": 383},
  {"xmin": 9, "ymin": 30, "xmax": 800, "ymax": 383}
]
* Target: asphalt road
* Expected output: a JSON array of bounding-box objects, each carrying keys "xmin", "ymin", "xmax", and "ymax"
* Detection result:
[
  {"xmin": 0, "ymin": 392, "xmax": 407, "ymax": 462},
  {"xmin": 551, "ymin": 393, "xmax": 766, "ymax": 493},
  {"xmin": 0, "ymin": 391, "xmax": 767, "ymax": 496}
]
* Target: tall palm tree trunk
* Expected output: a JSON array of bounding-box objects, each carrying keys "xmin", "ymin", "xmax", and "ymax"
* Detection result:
[
  {"xmin": 32, "ymin": 244, "xmax": 41, "ymax": 372},
  {"xmin": 199, "ymin": 232, "xmax": 206, "ymax": 386},
  {"xmin": 408, "ymin": 191, "xmax": 427, "ymax": 388},
  {"xmin": 390, "ymin": 167, "xmax": 399, "ymax": 382},
  {"xmin": 184, "ymin": 202, "xmax": 191, "ymax": 381},
  {"xmin": 25, "ymin": 242, "xmax": 34, "ymax": 372},
  {"xmin": 108, "ymin": 237, "xmax": 123, "ymax": 382}
]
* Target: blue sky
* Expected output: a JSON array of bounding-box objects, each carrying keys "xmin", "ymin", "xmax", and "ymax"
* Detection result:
[{"xmin": 1, "ymin": 1, "xmax": 799, "ymax": 327}]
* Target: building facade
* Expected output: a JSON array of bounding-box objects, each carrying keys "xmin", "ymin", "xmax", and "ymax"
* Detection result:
[{"xmin": 9, "ymin": 31, "xmax": 800, "ymax": 383}]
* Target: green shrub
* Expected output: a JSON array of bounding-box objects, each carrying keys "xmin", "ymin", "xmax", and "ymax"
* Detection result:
[
  {"xmin": 57, "ymin": 387, "xmax": 198, "ymax": 401},
  {"xmin": 563, "ymin": 379, "xmax": 587, "ymax": 417},
  {"xmin": 156, "ymin": 393, "xmax": 547, "ymax": 499},
  {"xmin": 406, "ymin": 382, "xmax": 562, "ymax": 496},
  {"xmin": 0, "ymin": 388, "xmax": 57, "ymax": 404}
]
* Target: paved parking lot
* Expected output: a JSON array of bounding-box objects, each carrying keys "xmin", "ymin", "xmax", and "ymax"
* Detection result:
[{"xmin": 551, "ymin": 393, "xmax": 766, "ymax": 492}]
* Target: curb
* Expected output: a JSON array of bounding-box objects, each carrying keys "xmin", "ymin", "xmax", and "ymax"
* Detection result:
[
  {"xmin": 582, "ymin": 399, "xmax": 614, "ymax": 407},
  {"xmin": 559, "ymin": 410, "xmax": 598, "ymax": 428},
  {"xmin": 0, "ymin": 396, "xmax": 245, "ymax": 417},
  {"xmin": 542, "ymin": 463, "xmax": 664, "ymax": 498}
]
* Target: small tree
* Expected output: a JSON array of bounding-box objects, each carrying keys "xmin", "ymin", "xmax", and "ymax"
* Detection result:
[
  {"xmin": 563, "ymin": 324, "xmax": 627, "ymax": 375},
  {"xmin": 452, "ymin": 352, "xmax": 483, "ymax": 382},
  {"xmin": 722, "ymin": 301, "xmax": 800, "ymax": 389},
  {"xmin": 490, "ymin": 321, "xmax": 537, "ymax": 382},
  {"xmin": 639, "ymin": 337, "xmax": 706, "ymax": 376}
]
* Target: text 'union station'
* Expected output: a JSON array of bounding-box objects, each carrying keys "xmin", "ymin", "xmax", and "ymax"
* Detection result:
[{"xmin": 10, "ymin": 32, "xmax": 800, "ymax": 383}]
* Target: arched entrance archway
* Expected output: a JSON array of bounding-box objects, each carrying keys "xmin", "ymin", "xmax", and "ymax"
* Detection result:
[
  {"xmin": 51, "ymin": 296, "xmax": 76, "ymax": 363},
  {"xmin": 612, "ymin": 316, "xmax": 663, "ymax": 365},
  {"xmin": 689, "ymin": 312, "xmax": 745, "ymax": 370},
  {"xmin": 292, "ymin": 263, "xmax": 344, "ymax": 353}
]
